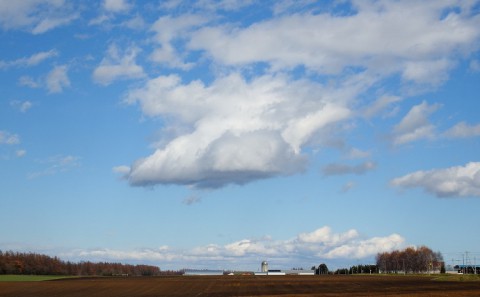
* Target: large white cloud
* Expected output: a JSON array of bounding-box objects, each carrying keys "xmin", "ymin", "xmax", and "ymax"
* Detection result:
[
  {"xmin": 119, "ymin": 1, "xmax": 480, "ymax": 189},
  {"xmin": 124, "ymin": 73, "xmax": 360, "ymax": 188},
  {"xmin": 59, "ymin": 226, "xmax": 405, "ymax": 269},
  {"xmin": 391, "ymin": 162, "xmax": 480, "ymax": 198},
  {"xmin": 189, "ymin": 1, "xmax": 480, "ymax": 79}
]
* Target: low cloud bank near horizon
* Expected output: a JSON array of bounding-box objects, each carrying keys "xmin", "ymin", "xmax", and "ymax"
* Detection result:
[{"xmin": 55, "ymin": 226, "xmax": 404, "ymax": 270}]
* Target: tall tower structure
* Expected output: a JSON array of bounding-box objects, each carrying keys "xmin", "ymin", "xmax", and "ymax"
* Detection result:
[{"xmin": 261, "ymin": 261, "xmax": 268, "ymax": 272}]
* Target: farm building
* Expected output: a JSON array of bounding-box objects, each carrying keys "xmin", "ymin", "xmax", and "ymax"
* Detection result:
[{"xmin": 254, "ymin": 261, "xmax": 314, "ymax": 276}]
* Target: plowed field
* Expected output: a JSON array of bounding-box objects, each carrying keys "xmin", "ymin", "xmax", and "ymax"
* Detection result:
[{"xmin": 1, "ymin": 275, "xmax": 480, "ymax": 296}]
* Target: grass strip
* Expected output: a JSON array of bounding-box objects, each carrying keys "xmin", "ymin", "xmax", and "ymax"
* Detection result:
[{"xmin": 0, "ymin": 275, "xmax": 75, "ymax": 282}]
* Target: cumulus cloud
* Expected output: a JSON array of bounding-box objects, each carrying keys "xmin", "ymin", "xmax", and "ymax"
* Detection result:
[
  {"xmin": 124, "ymin": 73, "xmax": 359, "ymax": 189},
  {"xmin": 323, "ymin": 234, "xmax": 405, "ymax": 259},
  {"xmin": 391, "ymin": 101, "xmax": 440, "ymax": 146},
  {"xmin": 322, "ymin": 161, "xmax": 376, "ymax": 176},
  {"xmin": 46, "ymin": 65, "xmax": 70, "ymax": 93},
  {"xmin": 118, "ymin": 1, "xmax": 480, "ymax": 190},
  {"xmin": 391, "ymin": 162, "xmax": 480, "ymax": 198},
  {"xmin": 59, "ymin": 226, "xmax": 405, "ymax": 269},
  {"xmin": 93, "ymin": 44, "xmax": 145, "ymax": 85},
  {"xmin": 443, "ymin": 122, "xmax": 480, "ymax": 138}
]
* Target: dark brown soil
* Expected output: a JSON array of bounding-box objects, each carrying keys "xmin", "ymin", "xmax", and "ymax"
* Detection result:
[{"xmin": 1, "ymin": 275, "xmax": 480, "ymax": 297}]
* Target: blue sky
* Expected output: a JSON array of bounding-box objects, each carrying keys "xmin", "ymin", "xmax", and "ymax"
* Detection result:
[{"xmin": 1, "ymin": 0, "xmax": 480, "ymax": 271}]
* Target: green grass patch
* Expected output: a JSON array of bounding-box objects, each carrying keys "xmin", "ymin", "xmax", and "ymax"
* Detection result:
[
  {"xmin": 432, "ymin": 274, "xmax": 480, "ymax": 282},
  {"xmin": 0, "ymin": 275, "xmax": 75, "ymax": 282}
]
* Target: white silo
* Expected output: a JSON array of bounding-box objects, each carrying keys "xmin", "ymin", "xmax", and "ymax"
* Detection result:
[{"xmin": 261, "ymin": 261, "xmax": 268, "ymax": 272}]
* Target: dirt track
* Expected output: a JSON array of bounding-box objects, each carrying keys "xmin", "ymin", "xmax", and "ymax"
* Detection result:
[{"xmin": 1, "ymin": 275, "xmax": 480, "ymax": 297}]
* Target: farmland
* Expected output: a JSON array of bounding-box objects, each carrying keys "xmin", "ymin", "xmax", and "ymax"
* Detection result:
[{"xmin": 1, "ymin": 275, "xmax": 480, "ymax": 297}]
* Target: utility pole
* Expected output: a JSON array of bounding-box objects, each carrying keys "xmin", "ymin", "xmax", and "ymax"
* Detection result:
[
  {"xmin": 473, "ymin": 257, "xmax": 477, "ymax": 274},
  {"xmin": 466, "ymin": 251, "xmax": 470, "ymax": 274}
]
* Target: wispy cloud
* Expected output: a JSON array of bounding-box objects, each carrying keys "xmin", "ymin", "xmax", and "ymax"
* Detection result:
[
  {"xmin": 391, "ymin": 101, "xmax": 441, "ymax": 146},
  {"xmin": 32, "ymin": 15, "xmax": 78, "ymax": 35},
  {"xmin": 469, "ymin": 60, "xmax": 480, "ymax": 72},
  {"xmin": 0, "ymin": 49, "xmax": 58, "ymax": 69},
  {"xmin": 0, "ymin": 130, "xmax": 20, "ymax": 145},
  {"xmin": 346, "ymin": 148, "xmax": 371, "ymax": 159},
  {"xmin": 16, "ymin": 150, "xmax": 27, "ymax": 158},
  {"xmin": 28, "ymin": 155, "xmax": 80, "ymax": 179},
  {"xmin": 93, "ymin": 44, "xmax": 145, "ymax": 85},
  {"xmin": 18, "ymin": 76, "xmax": 41, "ymax": 88},
  {"xmin": 46, "ymin": 65, "xmax": 70, "ymax": 93},
  {"xmin": 443, "ymin": 122, "xmax": 480, "ymax": 139},
  {"xmin": 0, "ymin": 1, "xmax": 77, "ymax": 34},
  {"xmin": 10, "ymin": 100, "xmax": 33, "ymax": 113},
  {"xmin": 112, "ymin": 165, "xmax": 130, "ymax": 175},
  {"xmin": 322, "ymin": 161, "xmax": 376, "ymax": 176},
  {"xmin": 341, "ymin": 181, "xmax": 356, "ymax": 193},
  {"xmin": 362, "ymin": 95, "xmax": 402, "ymax": 119},
  {"xmin": 183, "ymin": 194, "xmax": 202, "ymax": 205},
  {"xmin": 103, "ymin": 0, "xmax": 131, "ymax": 13},
  {"xmin": 150, "ymin": 14, "xmax": 207, "ymax": 69}
]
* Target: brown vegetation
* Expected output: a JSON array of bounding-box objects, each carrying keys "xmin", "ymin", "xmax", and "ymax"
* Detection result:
[
  {"xmin": 376, "ymin": 246, "xmax": 443, "ymax": 273},
  {"xmin": 0, "ymin": 251, "xmax": 166, "ymax": 276}
]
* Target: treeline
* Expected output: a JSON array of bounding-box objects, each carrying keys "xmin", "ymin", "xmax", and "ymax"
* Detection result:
[
  {"xmin": 0, "ymin": 250, "xmax": 177, "ymax": 276},
  {"xmin": 376, "ymin": 246, "xmax": 444, "ymax": 274},
  {"xmin": 334, "ymin": 264, "xmax": 378, "ymax": 275}
]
